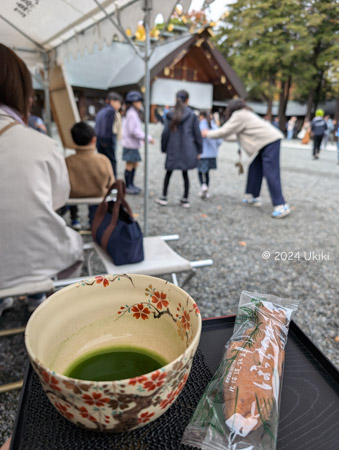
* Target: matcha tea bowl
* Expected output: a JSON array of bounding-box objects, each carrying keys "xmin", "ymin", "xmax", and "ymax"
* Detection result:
[{"xmin": 25, "ymin": 274, "xmax": 202, "ymax": 432}]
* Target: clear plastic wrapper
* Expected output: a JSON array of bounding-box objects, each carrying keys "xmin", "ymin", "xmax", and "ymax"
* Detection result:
[{"xmin": 182, "ymin": 291, "xmax": 299, "ymax": 450}]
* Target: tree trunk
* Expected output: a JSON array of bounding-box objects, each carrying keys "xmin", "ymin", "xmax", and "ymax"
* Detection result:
[
  {"xmin": 278, "ymin": 82, "xmax": 286, "ymax": 131},
  {"xmin": 306, "ymin": 90, "xmax": 313, "ymax": 120},
  {"xmin": 266, "ymin": 74, "xmax": 276, "ymax": 121},
  {"xmin": 313, "ymin": 71, "xmax": 324, "ymax": 112},
  {"xmin": 266, "ymin": 97, "xmax": 273, "ymax": 120},
  {"xmin": 278, "ymin": 76, "xmax": 292, "ymax": 131},
  {"xmin": 335, "ymin": 95, "xmax": 339, "ymax": 125}
]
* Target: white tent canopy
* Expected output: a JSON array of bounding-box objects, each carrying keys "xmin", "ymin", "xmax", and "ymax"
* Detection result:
[
  {"xmin": 0, "ymin": 0, "xmax": 200, "ymax": 235},
  {"xmin": 0, "ymin": 0, "xmax": 193, "ymax": 69}
]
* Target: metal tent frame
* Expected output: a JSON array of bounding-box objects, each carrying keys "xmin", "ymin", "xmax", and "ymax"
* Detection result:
[{"xmin": 0, "ymin": 0, "xmax": 197, "ymax": 235}]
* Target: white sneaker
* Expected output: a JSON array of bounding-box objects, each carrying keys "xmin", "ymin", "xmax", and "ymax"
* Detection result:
[
  {"xmin": 201, "ymin": 183, "xmax": 208, "ymax": 199},
  {"xmin": 272, "ymin": 203, "xmax": 291, "ymax": 219},
  {"xmin": 0, "ymin": 297, "xmax": 14, "ymax": 317},
  {"xmin": 180, "ymin": 198, "xmax": 191, "ymax": 208},
  {"xmin": 242, "ymin": 195, "xmax": 262, "ymax": 207},
  {"xmin": 154, "ymin": 196, "xmax": 168, "ymax": 206}
]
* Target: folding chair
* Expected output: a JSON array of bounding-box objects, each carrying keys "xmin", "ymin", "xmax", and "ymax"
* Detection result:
[
  {"xmin": 0, "ymin": 236, "xmax": 212, "ymax": 392},
  {"xmin": 86, "ymin": 235, "xmax": 213, "ymax": 287},
  {"xmin": 67, "ymin": 197, "xmax": 103, "ymax": 206}
]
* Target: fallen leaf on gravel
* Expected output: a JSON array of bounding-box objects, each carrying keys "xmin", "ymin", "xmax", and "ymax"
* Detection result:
[
  {"xmin": 239, "ymin": 241, "xmax": 247, "ymax": 247},
  {"xmin": 217, "ymin": 206, "xmax": 222, "ymax": 210},
  {"xmin": 201, "ymin": 214, "xmax": 208, "ymax": 218},
  {"xmin": 335, "ymin": 336, "xmax": 339, "ymax": 342}
]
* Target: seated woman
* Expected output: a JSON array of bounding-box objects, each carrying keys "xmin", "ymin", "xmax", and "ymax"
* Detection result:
[{"xmin": 0, "ymin": 44, "xmax": 83, "ymax": 314}]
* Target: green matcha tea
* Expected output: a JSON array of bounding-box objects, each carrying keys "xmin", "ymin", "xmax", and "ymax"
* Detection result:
[{"xmin": 64, "ymin": 346, "xmax": 168, "ymax": 381}]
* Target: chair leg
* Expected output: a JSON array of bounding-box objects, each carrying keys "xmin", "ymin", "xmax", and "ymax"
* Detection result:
[
  {"xmin": 181, "ymin": 269, "xmax": 197, "ymax": 288},
  {"xmin": 85, "ymin": 249, "xmax": 95, "ymax": 276},
  {"xmin": 0, "ymin": 327, "xmax": 25, "ymax": 337},
  {"xmin": 0, "ymin": 380, "xmax": 23, "ymax": 393},
  {"xmin": 171, "ymin": 273, "xmax": 178, "ymax": 286}
]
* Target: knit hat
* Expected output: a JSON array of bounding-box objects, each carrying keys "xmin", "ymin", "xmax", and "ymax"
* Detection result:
[{"xmin": 315, "ymin": 109, "xmax": 324, "ymax": 117}]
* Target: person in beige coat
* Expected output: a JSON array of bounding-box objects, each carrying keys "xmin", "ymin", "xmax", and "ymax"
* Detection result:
[
  {"xmin": 65, "ymin": 121, "xmax": 115, "ymax": 229},
  {"xmin": 202, "ymin": 99, "xmax": 291, "ymax": 219},
  {"xmin": 0, "ymin": 44, "xmax": 83, "ymax": 314}
]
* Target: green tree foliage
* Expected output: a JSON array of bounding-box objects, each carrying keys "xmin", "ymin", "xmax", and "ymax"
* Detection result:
[{"xmin": 214, "ymin": 0, "xmax": 339, "ymax": 122}]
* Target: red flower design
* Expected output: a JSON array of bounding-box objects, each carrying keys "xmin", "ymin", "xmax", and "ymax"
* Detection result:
[
  {"xmin": 175, "ymin": 373, "xmax": 189, "ymax": 395},
  {"xmin": 143, "ymin": 371, "xmax": 166, "ymax": 391},
  {"xmin": 95, "ymin": 276, "xmax": 109, "ymax": 287},
  {"xmin": 54, "ymin": 401, "xmax": 74, "ymax": 420},
  {"xmin": 131, "ymin": 303, "xmax": 150, "ymax": 320},
  {"xmin": 41, "ymin": 370, "xmax": 61, "ymax": 391},
  {"xmin": 138, "ymin": 411, "xmax": 155, "ymax": 423},
  {"xmin": 82, "ymin": 392, "xmax": 110, "ymax": 407},
  {"xmin": 181, "ymin": 311, "xmax": 191, "ymax": 331},
  {"xmin": 151, "ymin": 291, "xmax": 169, "ymax": 310},
  {"xmin": 128, "ymin": 375, "xmax": 148, "ymax": 386},
  {"xmin": 79, "ymin": 406, "xmax": 97, "ymax": 422},
  {"xmin": 160, "ymin": 391, "xmax": 177, "ymax": 409},
  {"xmin": 192, "ymin": 303, "xmax": 200, "ymax": 314}
]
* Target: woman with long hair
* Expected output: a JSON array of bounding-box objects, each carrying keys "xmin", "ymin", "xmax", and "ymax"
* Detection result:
[
  {"xmin": 0, "ymin": 44, "xmax": 83, "ymax": 315},
  {"xmin": 155, "ymin": 90, "xmax": 202, "ymax": 208},
  {"xmin": 202, "ymin": 98, "xmax": 290, "ymax": 218}
]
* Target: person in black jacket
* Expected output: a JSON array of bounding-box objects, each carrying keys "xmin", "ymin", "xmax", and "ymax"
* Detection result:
[
  {"xmin": 311, "ymin": 109, "xmax": 327, "ymax": 159},
  {"xmin": 94, "ymin": 92, "xmax": 122, "ymax": 177},
  {"xmin": 155, "ymin": 90, "xmax": 202, "ymax": 209}
]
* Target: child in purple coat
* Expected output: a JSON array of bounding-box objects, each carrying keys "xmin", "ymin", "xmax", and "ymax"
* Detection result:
[{"xmin": 122, "ymin": 91, "xmax": 154, "ymax": 195}]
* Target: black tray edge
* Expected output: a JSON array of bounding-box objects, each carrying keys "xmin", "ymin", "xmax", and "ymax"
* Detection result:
[
  {"xmin": 290, "ymin": 320, "xmax": 339, "ymax": 385},
  {"xmin": 9, "ymin": 361, "xmax": 31, "ymax": 450}
]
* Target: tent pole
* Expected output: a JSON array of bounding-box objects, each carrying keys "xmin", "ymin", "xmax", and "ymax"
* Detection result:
[
  {"xmin": 142, "ymin": 0, "xmax": 152, "ymax": 236},
  {"xmin": 42, "ymin": 52, "xmax": 52, "ymax": 137}
]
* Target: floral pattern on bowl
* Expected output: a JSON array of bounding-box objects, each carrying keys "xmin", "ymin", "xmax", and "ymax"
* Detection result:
[{"xmin": 26, "ymin": 274, "xmax": 202, "ymax": 432}]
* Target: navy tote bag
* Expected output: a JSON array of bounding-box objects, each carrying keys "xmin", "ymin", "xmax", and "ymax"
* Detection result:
[{"xmin": 91, "ymin": 180, "xmax": 144, "ymax": 265}]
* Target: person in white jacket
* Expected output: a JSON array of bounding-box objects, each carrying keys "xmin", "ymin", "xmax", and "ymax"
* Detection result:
[
  {"xmin": 202, "ymin": 99, "xmax": 291, "ymax": 219},
  {"xmin": 0, "ymin": 44, "xmax": 83, "ymax": 314}
]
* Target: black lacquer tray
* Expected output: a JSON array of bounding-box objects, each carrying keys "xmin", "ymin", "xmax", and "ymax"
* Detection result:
[{"xmin": 10, "ymin": 316, "xmax": 339, "ymax": 450}]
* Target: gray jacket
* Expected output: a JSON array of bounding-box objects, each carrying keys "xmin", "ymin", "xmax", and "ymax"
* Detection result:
[{"xmin": 161, "ymin": 106, "xmax": 202, "ymax": 171}]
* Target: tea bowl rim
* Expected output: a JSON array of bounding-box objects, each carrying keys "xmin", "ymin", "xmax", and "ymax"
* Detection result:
[{"xmin": 25, "ymin": 273, "xmax": 202, "ymax": 386}]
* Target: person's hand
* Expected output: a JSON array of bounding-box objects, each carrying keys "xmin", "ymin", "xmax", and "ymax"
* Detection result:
[
  {"xmin": 150, "ymin": 137, "xmax": 155, "ymax": 144},
  {"xmin": 201, "ymin": 129, "xmax": 209, "ymax": 138},
  {"xmin": 197, "ymin": 154, "xmax": 201, "ymax": 160}
]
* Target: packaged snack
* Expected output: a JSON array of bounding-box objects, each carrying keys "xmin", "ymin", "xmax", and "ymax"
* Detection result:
[{"xmin": 182, "ymin": 291, "xmax": 299, "ymax": 450}]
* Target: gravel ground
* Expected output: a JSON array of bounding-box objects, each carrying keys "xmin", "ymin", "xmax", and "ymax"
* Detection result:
[{"xmin": 1, "ymin": 124, "xmax": 338, "ymax": 445}]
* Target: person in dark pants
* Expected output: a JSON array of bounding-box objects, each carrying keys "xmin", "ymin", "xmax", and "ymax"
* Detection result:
[
  {"xmin": 95, "ymin": 92, "xmax": 122, "ymax": 177},
  {"xmin": 155, "ymin": 90, "xmax": 202, "ymax": 209},
  {"xmin": 311, "ymin": 109, "xmax": 327, "ymax": 160},
  {"xmin": 246, "ymin": 140, "xmax": 284, "ymax": 206},
  {"xmin": 202, "ymin": 98, "xmax": 291, "ymax": 219}
]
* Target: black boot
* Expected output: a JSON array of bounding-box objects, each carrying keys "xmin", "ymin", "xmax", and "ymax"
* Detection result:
[
  {"xmin": 125, "ymin": 170, "xmax": 138, "ymax": 194},
  {"xmin": 124, "ymin": 169, "xmax": 130, "ymax": 186},
  {"xmin": 131, "ymin": 168, "xmax": 141, "ymax": 193}
]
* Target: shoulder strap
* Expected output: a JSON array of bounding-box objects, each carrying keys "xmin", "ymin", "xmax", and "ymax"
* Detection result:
[
  {"xmin": 0, "ymin": 121, "xmax": 20, "ymax": 136},
  {"xmin": 91, "ymin": 180, "xmax": 134, "ymax": 252}
]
